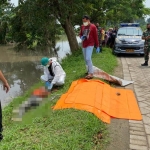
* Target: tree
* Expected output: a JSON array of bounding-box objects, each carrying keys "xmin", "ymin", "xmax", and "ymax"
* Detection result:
[
  {"xmin": 7, "ymin": 0, "xmax": 150, "ymax": 52},
  {"xmin": 9, "ymin": 0, "xmax": 59, "ymax": 53},
  {"xmin": 10, "ymin": 0, "xmax": 81, "ymax": 52},
  {"xmin": 102, "ymin": 0, "xmax": 145, "ymax": 24},
  {"xmin": 0, "ymin": 2, "xmax": 14, "ymax": 44},
  {"xmin": 49, "ymin": 0, "xmax": 82, "ymax": 52},
  {"xmin": 0, "ymin": 0, "xmax": 7, "ymax": 6}
]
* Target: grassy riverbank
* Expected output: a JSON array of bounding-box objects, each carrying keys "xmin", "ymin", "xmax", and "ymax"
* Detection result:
[{"xmin": 1, "ymin": 48, "xmax": 117, "ymax": 150}]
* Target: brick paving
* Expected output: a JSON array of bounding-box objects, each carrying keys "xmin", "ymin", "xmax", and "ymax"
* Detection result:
[{"xmin": 121, "ymin": 56, "xmax": 150, "ymax": 150}]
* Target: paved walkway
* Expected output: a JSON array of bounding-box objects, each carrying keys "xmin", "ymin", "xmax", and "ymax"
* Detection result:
[{"xmin": 121, "ymin": 56, "xmax": 150, "ymax": 150}]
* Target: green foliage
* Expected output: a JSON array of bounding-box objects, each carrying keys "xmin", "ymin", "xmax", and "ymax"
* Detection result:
[
  {"xmin": 0, "ymin": 2, "xmax": 14, "ymax": 44},
  {"xmin": 0, "ymin": 0, "xmax": 7, "ymax": 6},
  {"xmin": 102, "ymin": 0, "xmax": 149, "ymax": 26},
  {"xmin": 69, "ymin": 0, "xmax": 150, "ymax": 29},
  {"xmin": 9, "ymin": 1, "xmax": 58, "ymax": 51},
  {"xmin": 136, "ymin": 18, "xmax": 147, "ymax": 30},
  {"xmin": 1, "ymin": 0, "xmax": 150, "ymax": 49}
]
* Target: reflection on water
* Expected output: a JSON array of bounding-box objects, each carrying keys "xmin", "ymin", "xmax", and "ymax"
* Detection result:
[
  {"xmin": 0, "ymin": 36, "xmax": 81, "ymax": 107},
  {"xmin": 56, "ymin": 36, "xmax": 81, "ymax": 60},
  {"xmin": 0, "ymin": 61, "xmax": 43, "ymax": 107}
]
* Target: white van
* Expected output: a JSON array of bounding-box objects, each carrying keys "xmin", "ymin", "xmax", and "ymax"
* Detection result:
[{"xmin": 113, "ymin": 23, "xmax": 144, "ymax": 56}]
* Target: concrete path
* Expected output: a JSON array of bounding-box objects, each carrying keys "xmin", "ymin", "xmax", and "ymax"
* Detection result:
[{"xmin": 121, "ymin": 56, "xmax": 150, "ymax": 150}]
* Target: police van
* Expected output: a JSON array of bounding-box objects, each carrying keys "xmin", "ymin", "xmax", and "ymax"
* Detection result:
[{"xmin": 113, "ymin": 23, "xmax": 144, "ymax": 55}]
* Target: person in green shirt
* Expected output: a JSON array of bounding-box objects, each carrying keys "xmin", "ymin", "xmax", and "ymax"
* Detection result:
[{"xmin": 141, "ymin": 23, "xmax": 150, "ymax": 66}]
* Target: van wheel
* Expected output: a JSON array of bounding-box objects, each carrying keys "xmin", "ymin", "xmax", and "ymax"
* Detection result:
[{"xmin": 112, "ymin": 50, "xmax": 119, "ymax": 56}]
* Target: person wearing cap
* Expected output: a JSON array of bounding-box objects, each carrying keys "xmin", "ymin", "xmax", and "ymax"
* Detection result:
[
  {"xmin": 79, "ymin": 15, "xmax": 100, "ymax": 79},
  {"xmin": 0, "ymin": 70, "xmax": 10, "ymax": 141},
  {"xmin": 40, "ymin": 57, "xmax": 66, "ymax": 91}
]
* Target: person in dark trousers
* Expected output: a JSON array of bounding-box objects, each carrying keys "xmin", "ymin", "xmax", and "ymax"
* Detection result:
[
  {"xmin": 96, "ymin": 23, "xmax": 102, "ymax": 52},
  {"xmin": 107, "ymin": 28, "xmax": 113, "ymax": 47},
  {"xmin": 79, "ymin": 15, "xmax": 99, "ymax": 79},
  {"xmin": 111, "ymin": 27, "xmax": 118, "ymax": 48},
  {"xmin": 0, "ymin": 70, "xmax": 10, "ymax": 141},
  {"xmin": 141, "ymin": 23, "xmax": 150, "ymax": 66}
]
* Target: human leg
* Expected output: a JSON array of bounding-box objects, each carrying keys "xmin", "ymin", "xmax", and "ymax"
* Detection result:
[
  {"xmin": 82, "ymin": 48, "xmax": 88, "ymax": 73},
  {"xmin": 12, "ymin": 96, "xmax": 42, "ymax": 121},
  {"xmin": 40, "ymin": 75, "xmax": 47, "ymax": 82},
  {"xmin": 84, "ymin": 46, "xmax": 94, "ymax": 79},
  {"xmin": 141, "ymin": 46, "xmax": 149, "ymax": 66},
  {"xmin": 0, "ymin": 101, "xmax": 3, "ymax": 140},
  {"xmin": 55, "ymin": 74, "xmax": 66, "ymax": 86}
]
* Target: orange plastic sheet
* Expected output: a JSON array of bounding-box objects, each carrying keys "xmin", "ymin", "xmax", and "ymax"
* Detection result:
[{"xmin": 53, "ymin": 79, "xmax": 142, "ymax": 123}]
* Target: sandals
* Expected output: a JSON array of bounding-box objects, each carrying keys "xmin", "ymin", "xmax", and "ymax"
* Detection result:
[{"xmin": 85, "ymin": 75, "xmax": 93, "ymax": 80}]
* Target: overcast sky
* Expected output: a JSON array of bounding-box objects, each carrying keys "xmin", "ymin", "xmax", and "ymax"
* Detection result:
[
  {"xmin": 10, "ymin": 0, "xmax": 18, "ymax": 6},
  {"xmin": 145, "ymin": 0, "xmax": 150, "ymax": 7},
  {"xmin": 10, "ymin": 0, "xmax": 150, "ymax": 21},
  {"xmin": 10, "ymin": 0, "xmax": 150, "ymax": 7}
]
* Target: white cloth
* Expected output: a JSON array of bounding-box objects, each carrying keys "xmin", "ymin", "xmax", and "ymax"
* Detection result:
[
  {"xmin": 93, "ymin": 66, "xmax": 134, "ymax": 86},
  {"xmin": 109, "ymin": 75, "xmax": 134, "ymax": 86},
  {"xmin": 40, "ymin": 60, "xmax": 66, "ymax": 86}
]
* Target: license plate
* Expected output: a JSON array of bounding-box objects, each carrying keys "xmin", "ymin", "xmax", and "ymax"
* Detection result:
[{"xmin": 126, "ymin": 49, "xmax": 134, "ymax": 52}]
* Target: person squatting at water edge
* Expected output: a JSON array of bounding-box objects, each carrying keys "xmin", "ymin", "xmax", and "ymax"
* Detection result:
[
  {"xmin": 11, "ymin": 57, "xmax": 66, "ymax": 122},
  {"xmin": 79, "ymin": 15, "xmax": 100, "ymax": 80},
  {"xmin": 40, "ymin": 57, "xmax": 66, "ymax": 91}
]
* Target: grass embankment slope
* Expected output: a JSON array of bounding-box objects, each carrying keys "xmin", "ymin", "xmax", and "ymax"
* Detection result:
[{"xmin": 1, "ymin": 48, "xmax": 117, "ymax": 150}]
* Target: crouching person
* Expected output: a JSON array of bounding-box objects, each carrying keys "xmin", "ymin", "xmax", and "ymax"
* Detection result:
[{"xmin": 40, "ymin": 57, "xmax": 66, "ymax": 91}]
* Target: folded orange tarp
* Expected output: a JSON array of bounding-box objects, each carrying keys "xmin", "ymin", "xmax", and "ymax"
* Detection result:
[{"xmin": 53, "ymin": 79, "xmax": 142, "ymax": 123}]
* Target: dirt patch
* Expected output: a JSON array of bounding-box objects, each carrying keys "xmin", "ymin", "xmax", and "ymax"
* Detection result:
[{"xmin": 106, "ymin": 58, "xmax": 130, "ymax": 150}]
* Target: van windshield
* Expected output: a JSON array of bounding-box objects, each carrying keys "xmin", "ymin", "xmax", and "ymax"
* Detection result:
[{"xmin": 117, "ymin": 27, "xmax": 142, "ymax": 36}]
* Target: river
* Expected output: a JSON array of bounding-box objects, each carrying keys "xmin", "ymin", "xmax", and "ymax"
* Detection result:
[{"xmin": 0, "ymin": 36, "xmax": 81, "ymax": 108}]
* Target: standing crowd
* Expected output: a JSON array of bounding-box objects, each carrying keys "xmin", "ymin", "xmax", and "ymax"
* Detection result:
[{"xmin": 95, "ymin": 23, "xmax": 118, "ymax": 49}]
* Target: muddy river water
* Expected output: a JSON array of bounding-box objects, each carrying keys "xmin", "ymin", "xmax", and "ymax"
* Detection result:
[{"xmin": 0, "ymin": 37, "xmax": 81, "ymax": 107}]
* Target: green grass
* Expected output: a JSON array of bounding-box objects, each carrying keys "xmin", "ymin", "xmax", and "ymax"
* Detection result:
[{"xmin": 1, "ymin": 47, "xmax": 117, "ymax": 150}]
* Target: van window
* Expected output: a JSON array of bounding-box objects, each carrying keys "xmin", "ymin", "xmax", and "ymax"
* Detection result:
[{"xmin": 117, "ymin": 27, "xmax": 142, "ymax": 36}]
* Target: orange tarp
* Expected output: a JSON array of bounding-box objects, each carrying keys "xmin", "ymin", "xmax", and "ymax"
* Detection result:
[{"xmin": 53, "ymin": 79, "xmax": 142, "ymax": 123}]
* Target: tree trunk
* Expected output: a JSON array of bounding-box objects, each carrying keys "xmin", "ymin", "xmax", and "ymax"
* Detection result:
[{"xmin": 61, "ymin": 19, "xmax": 79, "ymax": 52}]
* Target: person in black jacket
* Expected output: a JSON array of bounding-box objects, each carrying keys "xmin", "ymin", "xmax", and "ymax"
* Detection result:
[{"xmin": 111, "ymin": 27, "xmax": 118, "ymax": 48}]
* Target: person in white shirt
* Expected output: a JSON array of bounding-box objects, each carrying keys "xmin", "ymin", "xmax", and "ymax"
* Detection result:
[{"xmin": 40, "ymin": 57, "xmax": 66, "ymax": 91}]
